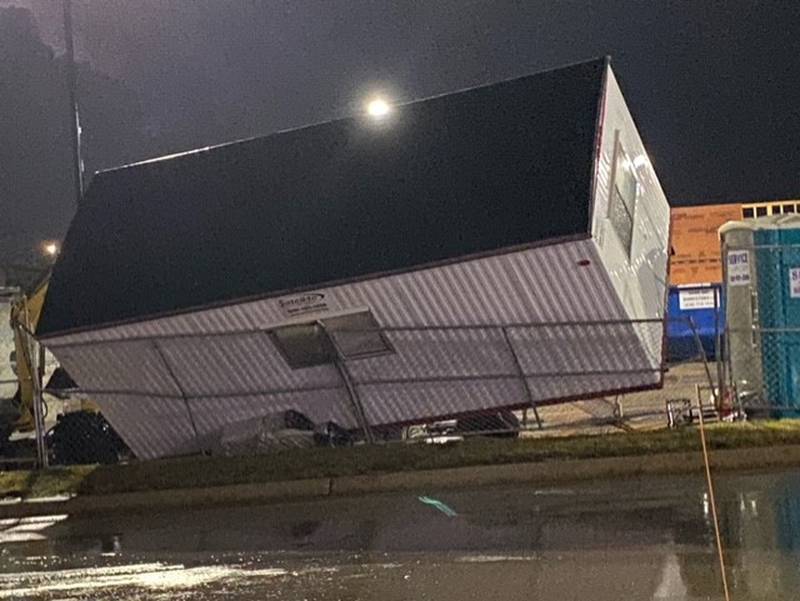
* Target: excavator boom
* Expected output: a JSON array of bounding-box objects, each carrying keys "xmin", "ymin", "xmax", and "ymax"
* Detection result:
[{"xmin": 8, "ymin": 280, "xmax": 49, "ymax": 432}]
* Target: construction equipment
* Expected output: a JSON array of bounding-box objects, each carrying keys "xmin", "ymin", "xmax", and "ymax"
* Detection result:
[
  {"xmin": 10, "ymin": 280, "xmax": 48, "ymax": 431},
  {"xmin": 0, "ymin": 278, "xmax": 52, "ymax": 465},
  {"xmin": 1, "ymin": 276, "xmax": 123, "ymax": 467}
]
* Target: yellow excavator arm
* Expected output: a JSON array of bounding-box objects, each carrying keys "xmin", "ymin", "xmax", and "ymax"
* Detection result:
[{"xmin": 9, "ymin": 280, "xmax": 49, "ymax": 432}]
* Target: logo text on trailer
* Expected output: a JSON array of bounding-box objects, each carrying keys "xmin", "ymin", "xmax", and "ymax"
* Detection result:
[{"xmin": 277, "ymin": 293, "xmax": 328, "ymax": 317}]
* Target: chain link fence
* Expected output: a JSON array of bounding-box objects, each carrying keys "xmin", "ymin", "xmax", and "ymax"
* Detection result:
[
  {"xmin": 0, "ymin": 316, "xmax": 721, "ymax": 469},
  {"xmin": 721, "ymin": 240, "xmax": 800, "ymax": 418}
]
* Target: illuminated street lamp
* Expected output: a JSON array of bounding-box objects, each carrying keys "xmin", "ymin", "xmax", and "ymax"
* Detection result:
[
  {"xmin": 366, "ymin": 97, "xmax": 391, "ymax": 119},
  {"xmin": 42, "ymin": 241, "xmax": 60, "ymax": 258}
]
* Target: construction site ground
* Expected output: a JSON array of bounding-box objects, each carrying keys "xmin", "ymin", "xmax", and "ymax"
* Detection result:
[{"xmin": 519, "ymin": 361, "xmax": 713, "ymax": 436}]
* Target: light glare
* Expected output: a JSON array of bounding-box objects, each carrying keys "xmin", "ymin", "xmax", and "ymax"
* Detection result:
[{"xmin": 366, "ymin": 98, "xmax": 391, "ymax": 119}]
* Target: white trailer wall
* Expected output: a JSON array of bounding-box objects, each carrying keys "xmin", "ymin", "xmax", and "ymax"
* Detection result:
[{"xmin": 592, "ymin": 65, "xmax": 671, "ymax": 361}]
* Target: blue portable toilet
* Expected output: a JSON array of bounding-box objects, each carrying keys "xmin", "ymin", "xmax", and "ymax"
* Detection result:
[{"xmin": 753, "ymin": 215, "xmax": 800, "ymax": 416}]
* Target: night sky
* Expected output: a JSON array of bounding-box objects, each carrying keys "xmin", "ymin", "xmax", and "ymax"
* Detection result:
[{"xmin": 2, "ymin": 1, "xmax": 800, "ymax": 262}]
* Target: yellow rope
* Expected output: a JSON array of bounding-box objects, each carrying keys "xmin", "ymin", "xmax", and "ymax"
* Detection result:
[{"xmin": 696, "ymin": 395, "xmax": 731, "ymax": 601}]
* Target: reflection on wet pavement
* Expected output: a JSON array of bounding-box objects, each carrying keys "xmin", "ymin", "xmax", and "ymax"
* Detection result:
[
  {"xmin": 1, "ymin": 551, "xmax": 728, "ymax": 601},
  {"xmin": 1, "ymin": 469, "xmax": 800, "ymax": 599}
]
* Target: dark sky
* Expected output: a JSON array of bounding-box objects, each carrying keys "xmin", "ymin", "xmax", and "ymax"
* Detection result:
[{"xmin": 2, "ymin": 1, "xmax": 800, "ymax": 261}]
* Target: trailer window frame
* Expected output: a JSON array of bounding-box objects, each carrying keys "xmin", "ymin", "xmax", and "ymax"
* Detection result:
[
  {"xmin": 607, "ymin": 132, "xmax": 638, "ymax": 260},
  {"xmin": 269, "ymin": 309, "xmax": 393, "ymax": 369}
]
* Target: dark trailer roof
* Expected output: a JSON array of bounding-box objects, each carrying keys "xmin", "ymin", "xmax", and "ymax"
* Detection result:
[{"xmin": 39, "ymin": 58, "xmax": 607, "ymax": 337}]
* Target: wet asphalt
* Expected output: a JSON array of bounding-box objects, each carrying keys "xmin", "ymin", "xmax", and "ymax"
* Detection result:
[{"xmin": 2, "ymin": 468, "xmax": 800, "ymax": 600}]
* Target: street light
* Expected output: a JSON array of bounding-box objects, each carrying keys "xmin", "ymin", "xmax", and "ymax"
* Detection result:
[
  {"xmin": 42, "ymin": 241, "xmax": 59, "ymax": 258},
  {"xmin": 366, "ymin": 97, "xmax": 391, "ymax": 119}
]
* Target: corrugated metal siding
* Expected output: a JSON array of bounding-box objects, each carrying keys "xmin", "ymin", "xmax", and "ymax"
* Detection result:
[
  {"xmin": 157, "ymin": 334, "xmax": 342, "ymax": 396},
  {"xmin": 97, "ymin": 394, "xmax": 199, "ymax": 458},
  {"xmin": 357, "ymin": 379, "xmax": 526, "ymax": 424},
  {"xmin": 54, "ymin": 342, "xmax": 182, "ymax": 397},
  {"xmin": 188, "ymin": 390, "xmax": 358, "ymax": 442},
  {"xmin": 347, "ymin": 321, "xmax": 659, "ymax": 425},
  {"xmin": 45, "ymin": 239, "xmax": 664, "ymax": 460},
  {"xmin": 47, "ymin": 239, "xmax": 621, "ymax": 346},
  {"xmin": 345, "ymin": 329, "xmax": 512, "ymax": 381},
  {"xmin": 509, "ymin": 322, "xmax": 659, "ymax": 374}
]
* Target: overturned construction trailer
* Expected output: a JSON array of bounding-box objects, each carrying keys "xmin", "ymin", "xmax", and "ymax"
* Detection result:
[{"xmin": 38, "ymin": 58, "xmax": 670, "ymax": 459}]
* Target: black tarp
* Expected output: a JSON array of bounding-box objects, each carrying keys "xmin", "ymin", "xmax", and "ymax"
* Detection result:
[{"xmin": 39, "ymin": 58, "xmax": 607, "ymax": 337}]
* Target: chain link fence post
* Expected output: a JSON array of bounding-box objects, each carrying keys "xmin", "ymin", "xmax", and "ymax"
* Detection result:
[
  {"xmin": 16, "ymin": 325, "xmax": 48, "ymax": 469},
  {"xmin": 152, "ymin": 340, "xmax": 201, "ymax": 454},
  {"xmin": 686, "ymin": 316, "xmax": 719, "ymax": 410},
  {"xmin": 334, "ymin": 358, "xmax": 374, "ymax": 444},
  {"xmin": 501, "ymin": 326, "xmax": 542, "ymax": 430}
]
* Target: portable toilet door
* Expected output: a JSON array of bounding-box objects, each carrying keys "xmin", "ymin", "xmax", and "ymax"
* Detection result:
[
  {"xmin": 752, "ymin": 215, "xmax": 800, "ymax": 416},
  {"xmin": 720, "ymin": 220, "xmax": 763, "ymax": 405}
]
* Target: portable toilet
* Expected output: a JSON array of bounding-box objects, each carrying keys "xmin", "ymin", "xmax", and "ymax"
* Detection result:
[
  {"xmin": 720, "ymin": 220, "xmax": 762, "ymax": 404},
  {"xmin": 723, "ymin": 215, "xmax": 800, "ymax": 416},
  {"xmin": 753, "ymin": 215, "xmax": 800, "ymax": 415}
]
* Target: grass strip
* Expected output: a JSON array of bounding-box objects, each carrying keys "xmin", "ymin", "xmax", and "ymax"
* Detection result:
[{"xmin": 2, "ymin": 421, "xmax": 800, "ymax": 499}]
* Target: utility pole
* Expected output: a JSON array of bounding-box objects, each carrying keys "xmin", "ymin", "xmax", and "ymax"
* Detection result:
[{"xmin": 62, "ymin": 0, "xmax": 84, "ymax": 205}]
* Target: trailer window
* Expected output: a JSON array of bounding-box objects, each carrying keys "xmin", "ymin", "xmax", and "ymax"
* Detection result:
[
  {"xmin": 270, "ymin": 310, "xmax": 392, "ymax": 369},
  {"xmin": 608, "ymin": 139, "xmax": 637, "ymax": 258},
  {"xmin": 270, "ymin": 322, "xmax": 337, "ymax": 369},
  {"xmin": 322, "ymin": 311, "xmax": 393, "ymax": 360}
]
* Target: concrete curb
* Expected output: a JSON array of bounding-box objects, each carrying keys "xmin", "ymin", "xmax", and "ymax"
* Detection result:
[
  {"xmin": 330, "ymin": 445, "xmax": 800, "ymax": 495},
  {"xmin": 2, "ymin": 445, "xmax": 800, "ymax": 520}
]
